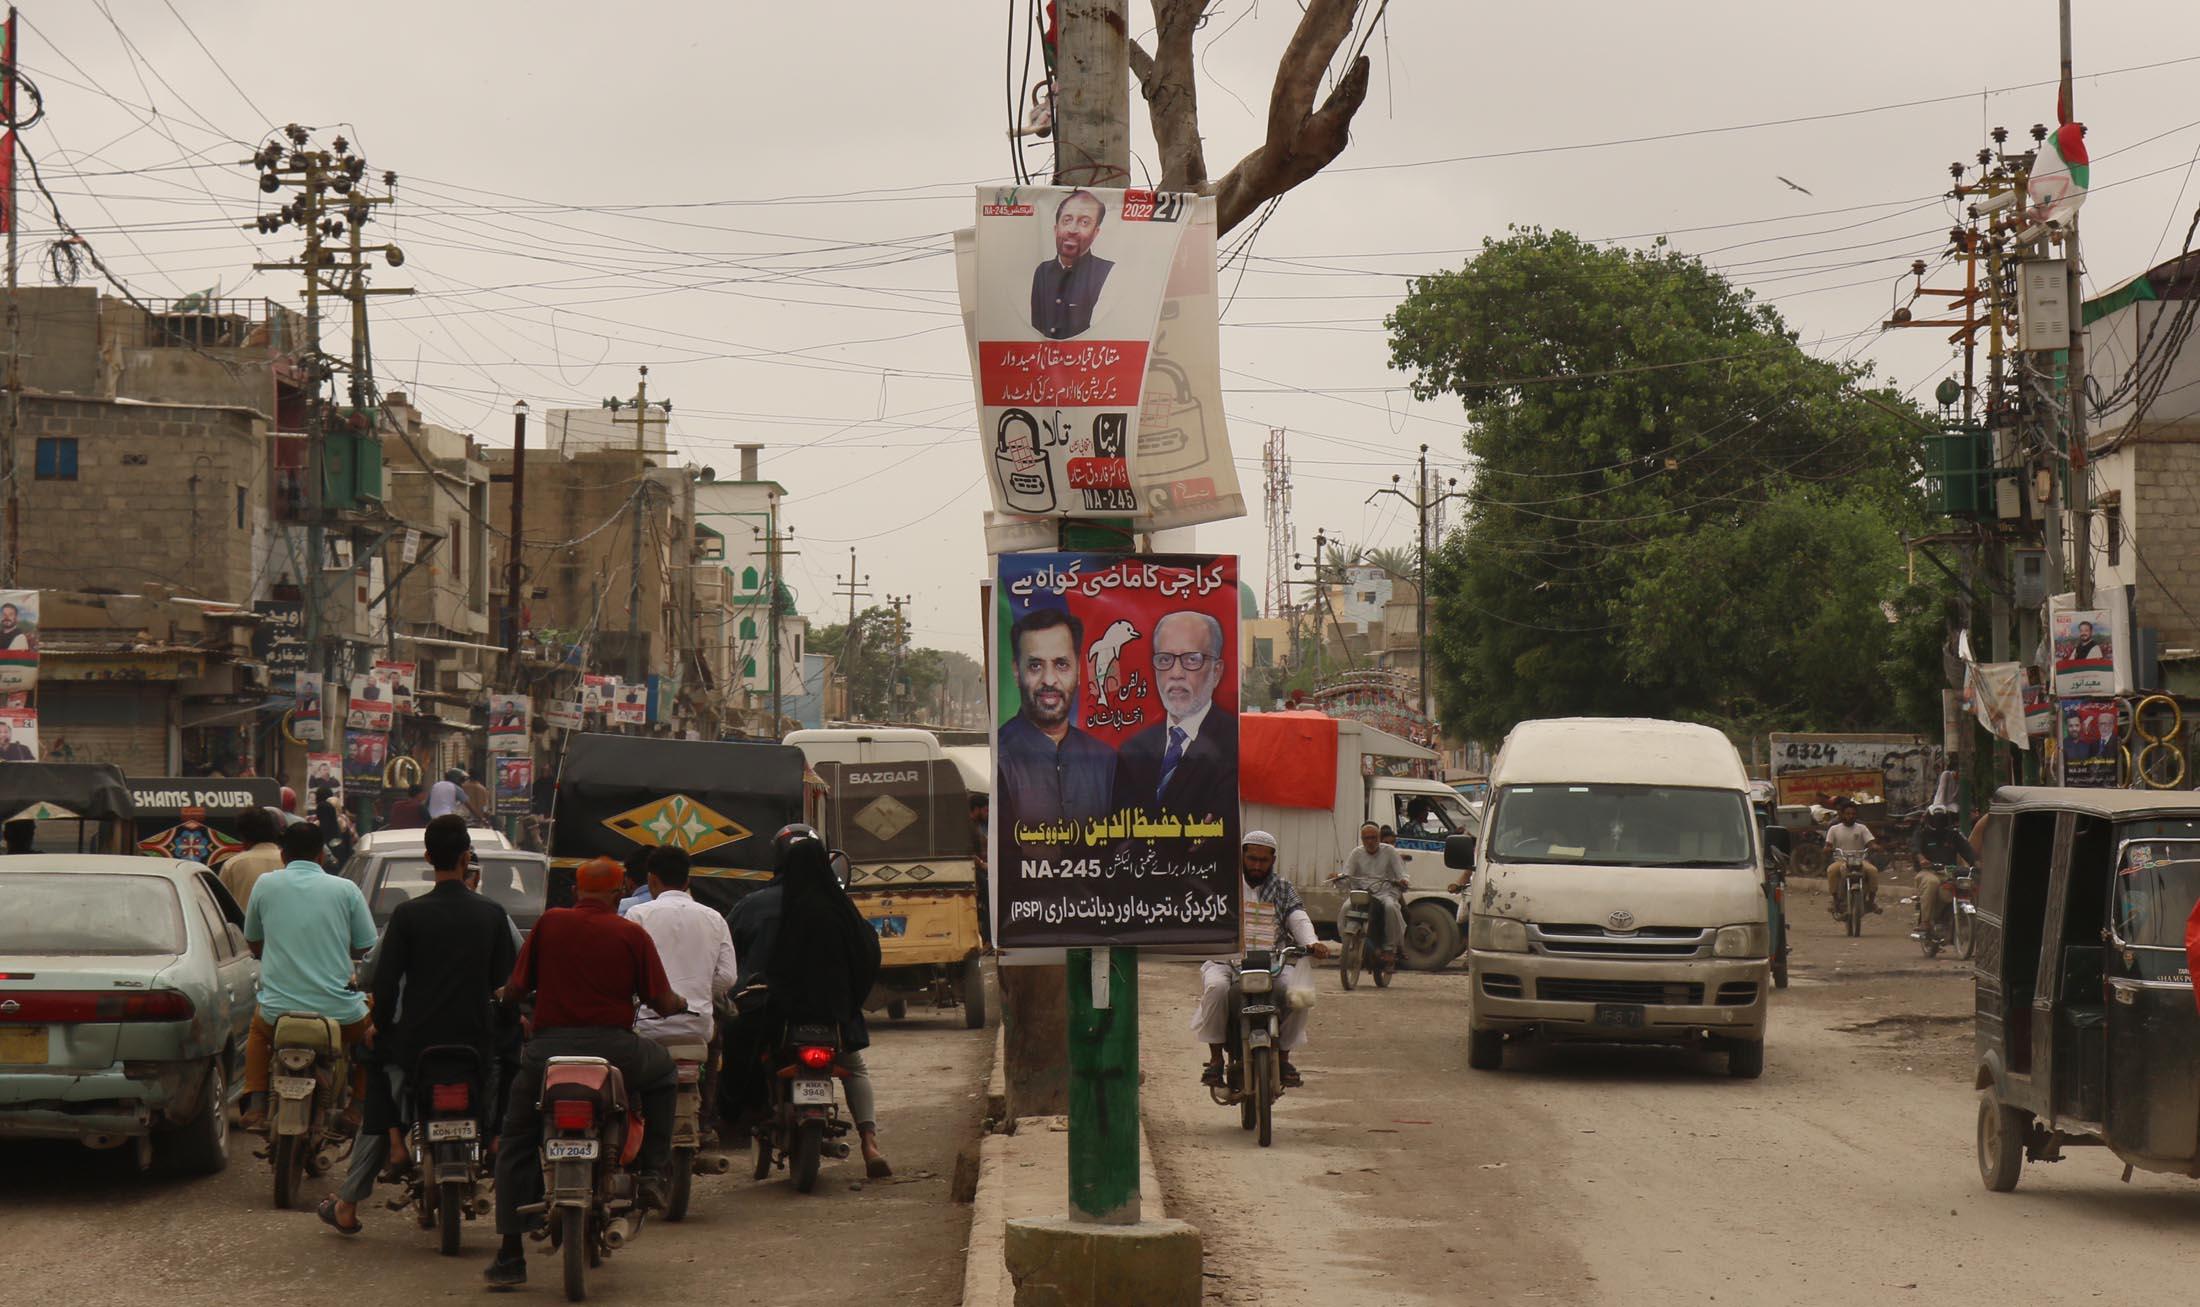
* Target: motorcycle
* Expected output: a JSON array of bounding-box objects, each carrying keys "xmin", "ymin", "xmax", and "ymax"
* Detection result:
[
  {"xmin": 652, "ymin": 1036, "xmax": 714, "ymax": 1221},
  {"xmin": 752, "ymin": 1022, "xmax": 851, "ymax": 1193},
  {"xmin": 1332, "ymin": 877, "xmax": 1395, "ymax": 991},
  {"xmin": 1207, "ymin": 946, "xmax": 1305, "ymax": 1149},
  {"xmin": 261, "ymin": 1012, "xmax": 356, "ymax": 1210},
  {"xmin": 390, "ymin": 1045, "xmax": 490, "ymax": 1256},
  {"xmin": 1914, "ymin": 864, "xmax": 1980, "ymax": 961},
  {"xmin": 525, "ymin": 1055, "xmax": 647, "ymax": 1303},
  {"xmin": 1831, "ymin": 848, "xmax": 1872, "ymax": 938}
]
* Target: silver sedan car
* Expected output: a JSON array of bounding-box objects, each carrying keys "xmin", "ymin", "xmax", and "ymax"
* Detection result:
[{"xmin": 0, "ymin": 856, "xmax": 255, "ymax": 1174}]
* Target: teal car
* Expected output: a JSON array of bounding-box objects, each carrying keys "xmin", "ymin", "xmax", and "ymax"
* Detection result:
[{"xmin": 0, "ymin": 856, "xmax": 256, "ymax": 1173}]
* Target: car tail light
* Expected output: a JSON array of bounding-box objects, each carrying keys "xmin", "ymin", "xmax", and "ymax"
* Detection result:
[
  {"xmin": 0, "ymin": 990, "xmax": 194, "ymax": 1022},
  {"xmin": 431, "ymin": 1083, "xmax": 470, "ymax": 1113},
  {"xmin": 550, "ymin": 1100, "xmax": 595, "ymax": 1131},
  {"xmin": 797, "ymin": 1045, "xmax": 834, "ymax": 1071}
]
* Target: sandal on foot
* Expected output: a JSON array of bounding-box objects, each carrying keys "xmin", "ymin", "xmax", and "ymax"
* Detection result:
[
  {"xmin": 1279, "ymin": 1064, "xmax": 1304, "ymax": 1088},
  {"xmin": 1199, "ymin": 1063, "xmax": 1225, "ymax": 1087},
  {"xmin": 316, "ymin": 1196, "xmax": 362, "ymax": 1236}
]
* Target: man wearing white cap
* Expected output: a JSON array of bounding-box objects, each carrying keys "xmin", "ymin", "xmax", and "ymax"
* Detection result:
[{"xmin": 1193, "ymin": 831, "xmax": 1335, "ymax": 1089}]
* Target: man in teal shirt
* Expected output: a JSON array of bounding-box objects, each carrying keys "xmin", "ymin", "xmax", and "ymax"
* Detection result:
[{"xmin": 241, "ymin": 821, "xmax": 377, "ymax": 1128}]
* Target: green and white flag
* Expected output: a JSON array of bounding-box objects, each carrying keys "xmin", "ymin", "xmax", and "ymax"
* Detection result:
[{"xmin": 2026, "ymin": 121, "xmax": 2089, "ymax": 228}]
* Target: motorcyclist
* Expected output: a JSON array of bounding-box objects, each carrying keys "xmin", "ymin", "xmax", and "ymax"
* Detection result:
[
  {"xmin": 239, "ymin": 820, "xmax": 376, "ymax": 1130},
  {"xmin": 484, "ymin": 856, "xmax": 686, "ymax": 1289},
  {"xmin": 1821, "ymin": 799, "xmax": 1881, "ymax": 916},
  {"xmin": 1330, "ymin": 821, "xmax": 1407, "ymax": 963},
  {"xmin": 1912, "ymin": 804, "xmax": 1978, "ymax": 941},
  {"xmin": 1195, "ymin": 831, "xmax": 1336, "ymax": 1090}
]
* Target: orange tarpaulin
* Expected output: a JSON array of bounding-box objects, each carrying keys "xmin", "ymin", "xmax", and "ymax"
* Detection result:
[{"xmin": 1239, "ymin": 711, "xmax": 1338, "ymax": 810}]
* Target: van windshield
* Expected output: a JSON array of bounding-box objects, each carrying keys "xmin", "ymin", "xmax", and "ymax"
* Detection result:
[
  {"xmin": 2112, "ymin": 840, "xmax": 2200, "ymax": 950},
  {"xmin": 1489, "ymin": 784, "xmax": 1754, "ymax": 868}
]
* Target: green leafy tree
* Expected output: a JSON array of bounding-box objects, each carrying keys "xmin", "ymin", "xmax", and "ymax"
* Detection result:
[
  {"xmin": 809, "ymin": 605, "xmax": 947, "ymax": 722},
  {"xmin": 1389, "ymin": 228, "xmax": 1947, "ymax": 744}
]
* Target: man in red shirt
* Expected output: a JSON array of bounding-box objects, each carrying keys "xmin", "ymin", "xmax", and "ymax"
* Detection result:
[{"xmin": 485, "ymin": 856, "xmax": 686, "ymax": 1288}]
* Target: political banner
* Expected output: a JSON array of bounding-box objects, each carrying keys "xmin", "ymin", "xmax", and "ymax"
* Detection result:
[
  {"xmin": 611, "ymin": 681, "xmax": 647, "ymax": 726},
  {"xmin": 2060, "ymin": 699, "xmax": 2120, "ymax": 787},
  {"xmin": 346, "ymin": 673, "xmax": 394, "ymax": 732},
  {"xmin": 252, "ymin": 600, "xmax": 307, "ymax": 688},
  {"xmin": 545, "ymin": 699, "xmax": 584, "ymax": 731},
  {"xmin": 970, "ymin": 187, "xmax": 1192, "ymax": 520},
  {"xmin": 0, "ymin": 590, "xmax": 38, "ymax": 693},
  {"xmin": 372, "ymin": 660, "xmax": 418, "ymax": 718},
  {"xmin": 494, "ymin": 757, "xmax": 533, "ymax": 815},
  {"xmin": 990, "ymin": 552, "xmax": 1241, "ymax": 949},
  {"xmin": 307, "ymin": 752, "xmax": 343, "ymax": 796},
  {"xmin": 2053, "ymin": 604, "xmax": 2115, "ymax": 696},
  {"xmin": 582, "ymin": 674, "xmax": 615, "ymax": 711},
  {"xmin": 488, "ymin": 693, "xmax": 530, "ymax": 755},
  {"xmin": 344, "ymin": 729, "xmax": 388, "ymax": 792},
  {"xmin": 293, "ymin": 671, "xmax": 325, "ymax": 743},
  {"xmin": 0, "ymin": 706, "xmax": 35, "ymax": 761}
]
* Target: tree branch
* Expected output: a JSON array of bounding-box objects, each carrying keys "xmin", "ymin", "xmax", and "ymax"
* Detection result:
[
  {"xmin": 1211, "ymin": 0, "xmax": 1371, "ymax": 234},
  {"xmin": 1143, "ymin": 0, "xmax": 1211, "ymax": 192}
]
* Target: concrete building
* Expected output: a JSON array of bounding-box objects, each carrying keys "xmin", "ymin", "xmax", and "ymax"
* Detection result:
[{"xmin": 689, "ymin": 443, "xmax": 805, "ymax": 731}]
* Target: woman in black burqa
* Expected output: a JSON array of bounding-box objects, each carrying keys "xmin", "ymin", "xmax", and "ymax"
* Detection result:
[{"xmin": 765, "ymin": 838, "xmax": 892, "ymax": 1177}]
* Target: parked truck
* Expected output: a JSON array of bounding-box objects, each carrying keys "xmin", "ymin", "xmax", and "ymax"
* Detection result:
[{"xmin": 1240, "ymin": 711, "xmax": 1481, "ymax": 970}]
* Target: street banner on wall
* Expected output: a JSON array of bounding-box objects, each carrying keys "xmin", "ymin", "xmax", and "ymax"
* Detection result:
[
  {"xmin": 582, "ymin": 674, "xmax": 614, "ymax": 711},
  {"xmin": 0, "ymin": 590, "xmax": 38, "ymax": 693},
  {"xmin": 545, "ymin": 699, "xmax": 584, "ymax": 731},
  {"xmin": 344, "ymin": 730, "xmax": 388, "ymax": 792},
  {"xmin": 373, "ymin": 660, "xmax": 418, "ymax": 718},
  {"xmin": 488, "ymin": 693, "xmax": 530, "ymax": 754},
  {"xmin": 990, "ymin": 552, "xmax": 1241, "ymax": 949},
  {"xmin": 294, "ymin": 672, "xmax": 325, "ymax": 742},
  {"xmin": 611, "ymin": 682, "xmax": 647, "ymax": 726},
  {"xmin": 961, "ymin": 194, "xmax": 1245, "ymax": 550},
  {"xmin": 2060, "ymin": 699, "xmax": 2120, "ymax": 787},
  {"xmin": 2052, "ymin": 605, "xmax": 2114, "ymax": 696},
  {"xmin": 495, "ymin": 757, "xmax": 533, "ymax": 815},
  {"xmin": 346, "ymin": 674, "xmax": 394, "ymax": 732},
  {"xmin": 307, "ymin": 751, "xmax": 343, "ymax": 796},
  {"xmin": 251, "ymin": 600, "xmax": 307, "ymax": 689},
  {"xmin": 0, "ymin": 705, "xmax": 35, "ymax": 760}
]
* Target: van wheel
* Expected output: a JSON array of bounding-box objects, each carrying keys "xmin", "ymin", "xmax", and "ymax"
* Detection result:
[
  {"xmin": 960, "ymin": 955, "xmax": 988, "ymax": 1029},
  {"xmin": 1978, "ymin": 1094, "xmax": 2028, "ymax": 1192},
  {"xmin": 1400, "ymin": 901, "xmax": 1460, "ymax": 972},
  {"xmin": 1466, "ymin": 1027, "xmax": 1503, "ymax": 1071},
  {"xmin": 1726, "ymin": 1039, "xmax": 1765, "ymax": 1079}
]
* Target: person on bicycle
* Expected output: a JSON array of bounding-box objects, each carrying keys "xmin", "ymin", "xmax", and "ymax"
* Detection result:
[
  {"xmin": 1822, "ymin": 800, "xmax": 1881, "ymax": 915},
  {"xmin": 1193, "ymin": 831, "xmax": 1335, "ymax": 1090},
  {"xmin": 1912, "ymin": 804, "xmax": 1978, "ymax": 940}
]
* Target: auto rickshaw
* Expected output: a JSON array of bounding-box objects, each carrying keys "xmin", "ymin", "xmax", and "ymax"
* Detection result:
[{"xmin": 1972, "ymin": 786, "xmax": 2200, "ymax": 1191}]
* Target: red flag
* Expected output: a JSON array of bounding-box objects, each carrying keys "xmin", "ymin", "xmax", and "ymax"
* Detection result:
[{"xmin": 1, "ymin": 12, "xmax": 15, "ymax": 234}]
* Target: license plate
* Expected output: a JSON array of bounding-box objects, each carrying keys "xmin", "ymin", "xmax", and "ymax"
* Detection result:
[
  {"xmin": 0, "ymin": 1025, "xmax": 46, "ymax": 1064},
  {"xmin": 544, "ymin": 1138, "xmax": 598, "ymax": 1160},
  {"xmin": 273, "ymin": 1075, "xmax": 318, "ymax": 1097},
  {"xmin": 1593, "ymin": 1004, "xmax": 1646, "ymax": 1029},
  {"xmin": 792, "ymin": 1079, "xmax": 834, "ymax": 1105},
  {"xmin": 426, "ymin": 1119, "xmax": 477, "ymax": 1141}
]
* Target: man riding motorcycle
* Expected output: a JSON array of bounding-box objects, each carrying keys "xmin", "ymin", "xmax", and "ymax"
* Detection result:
[
  {"xmin": 484, "ymin": 857, "xmax": 686, "ymax": 1289},
  {"xmin": 240, "ymin": 820, "xmax": 377, "ymax": 1130},
  {"xmin": 1332, "ymin": 821, "xmax": 1408, "ymax": 964},
  {"xmin": 1193, "ymin": 831, "xmax": 1336, "ymax": 1089},
  {"xmin": 1912, "ymin": 804, "xmax": 1978, "ymax": 940},
  {"xmin": 1821, "ymin": 800, "xmax": 1882, "ymax": 916}
]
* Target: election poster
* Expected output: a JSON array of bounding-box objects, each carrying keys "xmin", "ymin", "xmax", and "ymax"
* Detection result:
[
  {"xmin": 0, "ymin": 706, "xmax": 36, "ymax": 761},
  {"xmin": 488, "ymin": 693, "xmax": 531, "ymax": 755},
  {"xmin": 251, "ymin": 600, "xmax": 307, "ymax": 689},
  {"xmin": 544, "ymin": 699, "xmax": 585, "ymax": 731},
  {"xmin": 990, "ymin": 552, "xmax": 1240, "ymax": 949},
  {"xmin": 0, "ymin": 590, "xmax": 38, "ymax": 693},
  {"xmin": 2053, "ymin": 604, "xmax": 2115, "ymax": 696},
  {"xmin": 373, "ymin": 660, "xmax": 418, "ymax": 718},
  {"xmin": 970, "ymin": 187, "xmax": 1191, "ymax": 520},
  {"xmin": 293, "ymin": 671, "xmax": 326, "ymax": 742},
  {"xmin": 344, "ymin": 729, "xmax": 388, "ymax": 792},
  {"xmin": 2059, "ymin": 699, "xmax": 2120, "ymax": 787},
  {"xmin": 611, "ymin": 681, "xmax": 647, "ymax": 726},
  {"xmin": 494, "ymin": 757, "xmax": 533, "ymax": 815},
  {"xmin": 582, "ymin": 674, "xmax": 615, "ymax": 712},
  {"xmin": 307, "ymin": 751, "xmax": 343, "ymax": 796},
  {"xmin": 346, "ymin": 672, "xmax": 395, "ymax": 732}
]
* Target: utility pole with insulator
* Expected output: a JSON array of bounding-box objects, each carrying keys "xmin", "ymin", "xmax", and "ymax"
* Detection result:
[
  {"xmin": 1369, "ymin": 444, "xmax": 1466, "ymax": 743},
  {"xmin": 505, "ymin": 400, "xmax": 528, "ymax": 682},
  {"xmin": 604, "ymin": 367, "xmax": 671, "ymax": 689},
  {"xmin": 754, "ymin": 520, "xmax": 798, "ymax": 735},
  {"xmin": 832, "ymin": 550, "xmax": 871, "ymax": 720}
]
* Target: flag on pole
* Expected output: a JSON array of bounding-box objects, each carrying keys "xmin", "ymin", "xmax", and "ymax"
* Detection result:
[
  {"xmin": 2026, "ymin": 120, "xmax": 2089, "ymax": 229},
  {"xmin": 2, "ymin": 10, "xmax": 17, "ymax": 235}
]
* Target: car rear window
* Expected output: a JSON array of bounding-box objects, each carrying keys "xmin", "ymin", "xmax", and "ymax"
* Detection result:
[
  {"xmin": 366, "ymin": 856, "xmax": 546, "ymax": 925},
  {"xmin": 0, "ymin": 872, "xmax": 187, "ymax": 954}
]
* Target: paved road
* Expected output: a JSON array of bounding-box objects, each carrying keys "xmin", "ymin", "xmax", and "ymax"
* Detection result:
[
  {"xmin": 0, "ymin": 1004, "xmax": 991, "ymax": 1307},
  {"xmin": 1143, "ymin": 894, "xmax": 2200, "ymax": 1306}
]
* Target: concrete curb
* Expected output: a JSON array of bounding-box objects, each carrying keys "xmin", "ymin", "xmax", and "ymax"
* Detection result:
[{"xmin": 962, "ymin": 1028, "xmax": 1168, "ymax": 1307}]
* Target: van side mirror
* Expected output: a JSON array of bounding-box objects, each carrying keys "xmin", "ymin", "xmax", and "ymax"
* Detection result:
[
  {"xmin": 1444, "ymin": 834, "xmax": 1477, "ymax": 870},
  {"xmin": 1762, "ymin": 825, "xmax": 1793, "ymax": 857}
]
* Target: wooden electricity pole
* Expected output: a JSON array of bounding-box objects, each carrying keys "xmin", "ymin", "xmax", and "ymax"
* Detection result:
[{"xmin": 605, "ymin": 367, "xmax": 670, "ymax": 689}]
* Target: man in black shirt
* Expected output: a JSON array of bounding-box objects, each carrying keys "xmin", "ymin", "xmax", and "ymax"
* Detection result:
[
  {"xmin": 1028, "ymin": 190, "xmax": 1114, "ymax": 339},
  {"xmin": 319, "ymin": 815, "xmax": 517, "ymax": 1235}
]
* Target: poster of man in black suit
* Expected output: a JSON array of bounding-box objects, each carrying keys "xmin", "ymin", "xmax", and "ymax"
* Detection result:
[
  {"xmin": 1113, "ymin": 610, "xmax": 1236, "ymax": 838},
  {"xmin": 1029, "ymin": 190, "xmax": 1114, "ymax": 340}
]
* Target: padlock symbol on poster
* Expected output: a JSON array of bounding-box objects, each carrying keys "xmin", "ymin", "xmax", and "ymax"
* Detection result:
[{"xmin": 994, "ymin": 408, "xmax": 1059, "ymax": 514}]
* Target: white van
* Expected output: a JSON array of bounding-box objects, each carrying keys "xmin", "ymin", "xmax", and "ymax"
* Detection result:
[{"xmin": 1462, "ymin": 718, "xmax": 1772, "ymax": 1078}]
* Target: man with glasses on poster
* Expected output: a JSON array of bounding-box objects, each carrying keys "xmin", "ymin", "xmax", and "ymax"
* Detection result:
[{"xmin": 1115, "ymin": 610, "xmax": 1236, "ymax": 832}]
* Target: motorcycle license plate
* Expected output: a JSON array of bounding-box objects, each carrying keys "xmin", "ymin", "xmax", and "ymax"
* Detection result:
[
  {"xmin": 1246, "ymin": 1028, "xmax": 1272, "ymax": 1049},
  {"xmin": 1593, "ymin": 1004, "xmax": 1646, "ymax": 1029},
  {"xmin": 273, "ymin": 1075, "xmax": 317, "ymax": 1097},
  {"xmin": 792, "ymin": 1079, "xmax": 834, "ymax": 1105},
  {"xmin": 543, "ymin": 1138, "xmax": 598, "ymax": 1160},
  {"xmin": 426, "ymin": 1119, "xmax": 477, "ymax": 1141}
]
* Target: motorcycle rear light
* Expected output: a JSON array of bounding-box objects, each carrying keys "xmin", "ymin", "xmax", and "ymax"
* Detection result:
[
  {"xmin": 0, "ymin": 989, "xmax": 194, "ymax": 1022},
  {"xmin": 431, "ymin": 1083, "xmax": 470, "ymax": 1113},
  {"xmin": 550, "ymin": 1100, "xmax": 595, "ymax": 1131},
  {"xmin": 797, "ymin": 1045, "xmax": 834, "ymax": 1071}
]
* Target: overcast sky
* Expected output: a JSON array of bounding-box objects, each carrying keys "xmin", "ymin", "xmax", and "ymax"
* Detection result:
[{"xmin": 22, "ymin": 3, "xmax": 2200, "ymax": 657}]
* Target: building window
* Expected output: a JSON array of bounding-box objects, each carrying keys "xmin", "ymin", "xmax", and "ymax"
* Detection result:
[
  {"xmin": 35, "ymin": 437, "xmax": 77, "ymax": 481},
  {"xmin": 741, "ymin": 566, "xmax": 760, "ymax": 591},
  {"xmin": 744, "ymin": 656, "xmax": 758, "ymax": 678},
  {"xmin": 2104, "ymin": 499, "xmax": 2123, "ymax": 567},
  {"xmin": 739, "ymin": 616, "xmax": 757, "ymax": 639}
]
